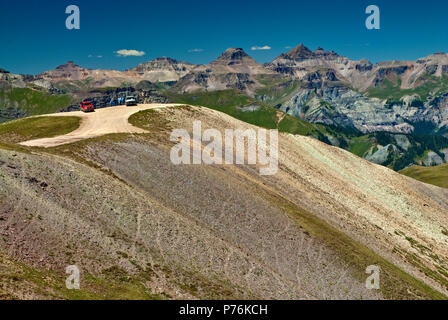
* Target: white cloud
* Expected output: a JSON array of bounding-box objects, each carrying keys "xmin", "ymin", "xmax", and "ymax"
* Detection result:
[
  {"xmin": 188, "ymin": 48, "xmax": 204, "ymax": 53},
  {"xmin": 88, "ymin": 54, "xmax": 103, "ymax": 58},
  {"xmin": 251, "ymin": 45, "xmax": 272, "ymax": 51},
  {"xmin": 115, "ymin": 49, "xmax": 146, "ymax": 57},
  {"xmin": 285, "ymin": 46, "xmax": 292, "ymax": 49}
]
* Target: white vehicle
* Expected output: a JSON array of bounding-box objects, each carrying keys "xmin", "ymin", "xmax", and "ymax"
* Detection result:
[{"xmin": 125, "ymin": 96, "xmax": 137, "ymax": 106}]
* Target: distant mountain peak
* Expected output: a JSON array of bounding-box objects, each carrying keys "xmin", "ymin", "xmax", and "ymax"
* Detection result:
[
  {"xmin": 314, "ymin": 47, "xmax": 339, "ymax": 58},
  {"xmin": 285, "ymin": 44, "xmax": 313, "ymax": 60},
  {"xmin": 130, "ymin": 57, "xmax": 195, "ymax": 82},
  {"xmin": 55, "ymin": 61, "xmax": 83, "ymax": 70},
  {"xmin": 133, "ymin": 57, "xmax": 194, "ymax": 71},
  {"xmin": 282, "ymin": 44, "xmax": 340, "ymax": 61},
  {"xmin": 314, "ymin": 47, "xmax": 329, "ymax": 54},
  {"xmin": 153, "ymin": 57, "xmax": 180, "ymax": 63},
  {"xmin": 217, "ymin": 48, "xmax": 250, "ymax": 62}
]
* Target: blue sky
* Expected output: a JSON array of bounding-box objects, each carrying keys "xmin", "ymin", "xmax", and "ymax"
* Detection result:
[{"xmin": 1, "ymin": 0, "xmax": 447, "ymax": 74}]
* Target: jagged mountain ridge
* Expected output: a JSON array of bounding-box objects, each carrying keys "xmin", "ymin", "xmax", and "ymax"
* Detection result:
[
  {"xmin": 14, "ymin": 44, "xmax": 448, "ymax": 96},
  {"xmin": 261, "ymin": 44, "xmax": 448, "ymax": 138},
  {"xmin": 174, "ymin": 48, "xmax": 275, "ymax": 94},
  {"xmin": 36, "ymin": 58, "xmax": 195, "ymax": 88},
  {"xmin": 266, "ymin": 44, "xmax": 448, "ymax": 91}
]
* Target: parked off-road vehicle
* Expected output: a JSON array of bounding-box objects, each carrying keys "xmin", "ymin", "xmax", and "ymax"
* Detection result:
[
  {"xmin": 80, "ymin": 100, "xmax": 95, "ymax": 112},
  {"xmin": 125, "ymin": 96, "xmax": 137, "ymax": 106}
]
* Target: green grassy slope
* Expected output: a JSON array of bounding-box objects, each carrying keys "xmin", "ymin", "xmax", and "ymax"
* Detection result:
[
  {"xmin": 0, "ymin": 88, "xmax": 73, "ymax": 122},
  {"xmin": 165, "ymin": 89, "xmax": 278, "ymax": 129},
  {"xmin": 367, "ymin": 76, "xmax": 448, "ymax": 102},
  {"xmin": 254, "ymin": 74, "xmax": 300, "ymax": 107},
  {"xmin": 165, "ymin": 90, "xmax": 355, "ymax": 146},
  {"xmin": 349, "ymin": 136, "xmax": 375, "ymax": 157},
  {"xmin": 400, "ymin": 164, "xmax": 448, "ymax": 188},
  {"xmin": 0, "ymin": 116, "xmax": 80, "ymax": 145},
  {"xmin": 0, "ymin": 252, "xmax": 165, "ymax": 300}
]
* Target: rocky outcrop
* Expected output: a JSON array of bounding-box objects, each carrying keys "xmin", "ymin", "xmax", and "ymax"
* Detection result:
[
  {"xmin": 128, "ymin": 57, "xmax": 195, "ymax": 82},
  {"xmin": 39, "ymin": 61, "xmax": 90, "ymax": 82},
  {"xmin": 355, "ymin": 60, "xmax": 373, "ymax": 72},
  {"xmin": 0, "ymin": 105, "xmax": 27, "ymax": 123},
  {"xmin": 277, "ymin": 78, "xmax": 448, "ymax": 135},
  {"xmin": 300, "ymin": 70, "xmax": 342, "ymax": 90},
  {"xmin": 441, "ymin": 149, "xmax": 448, "ymax": 161},
  {"xmin": 282, "ymin": 44, "xmax": 315, "ymax": 61},
  {"xmin": 206, "ymin": 48, "xmax": 273, "ymax": 75},
  {"xmin": 366, "ymin": 144, "xmax": 399, "ymax": 164},
  {"xmin": 216, "ymin": 47, "xmax": 250, "ymax": 62},
  {"xmin": 266, "ymin": 44, "xmax": 363, "ymax": 84},
  {"xmin": 422, "ymin": 151, "xmax": 445, "ymax": 166},
  {"xmin": 0, "ymin": 72, "xmax": 27, "ymax": 89},
  {"xmin": 394, "ymin": 135, "xmax": 411, "ymax": 151},
  {"xmin": 279, "ymin": 86, "xmax": 414, "ymax": 133}
]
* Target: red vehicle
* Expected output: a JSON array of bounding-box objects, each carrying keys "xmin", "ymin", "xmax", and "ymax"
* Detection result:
[{"xmin": 80, "ymin": 100, "xmax": 95, "ymax": 112}]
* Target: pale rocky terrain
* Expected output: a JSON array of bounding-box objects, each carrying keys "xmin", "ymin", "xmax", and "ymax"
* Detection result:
[{"xmin": 0, "ymin": 104, "xmax": 447, "ymax": 299}]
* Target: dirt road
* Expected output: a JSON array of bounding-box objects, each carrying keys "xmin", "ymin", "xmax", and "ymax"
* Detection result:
[{"xmin": 20, "ymin": 104, "xmax": 179, "ymax": 148}]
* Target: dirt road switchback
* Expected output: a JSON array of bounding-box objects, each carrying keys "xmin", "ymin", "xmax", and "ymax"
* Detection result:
[{"xmin": 20, "ymin": 104, "xmax": 181, "ymax": 148}]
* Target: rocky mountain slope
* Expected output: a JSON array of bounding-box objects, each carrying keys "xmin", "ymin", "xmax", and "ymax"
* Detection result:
[
  {"xmin": 267, "ymin": 44, "xmax": 448, "ymax": 91},
  {"xmin": 38, "ymin": 61, "xmax": 134, "ymax": 89},
  {"xmin": 174, "ymin": 48, "xmax": 275, "ymax": 95},
  {"xmin": 37, "ymin": 58, "xmax": 195, "ymax": 90},
  {"xmin": 262, "ymin": 44, "xmax": 448, "ymax": 136},
  {"xmin": 275, "ymin": 79, "xmax": 448, "ymax": 135},
  {"xmin": 266, "ymin": 44, "xmax": 366, "ymax": 87},
  {"xmin": 167, "ymin": 88, "xmax": 448, "ymax": 171},
  {"xmin": 0, "ymin": 69, "xmax": 73, "ymax": 123},
  {"xmin": 1, "ymin": 105, "xmax": 448, "ymax": 299}
]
